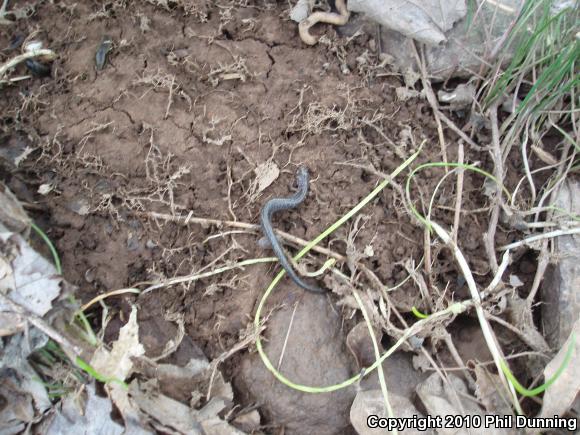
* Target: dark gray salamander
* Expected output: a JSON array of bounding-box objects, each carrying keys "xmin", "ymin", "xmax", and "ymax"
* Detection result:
[{"xmin": 260, "ymin": 166, "xmax": 324, "ymax": 293}]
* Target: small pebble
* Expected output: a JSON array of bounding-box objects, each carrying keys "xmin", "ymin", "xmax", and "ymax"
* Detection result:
[
  {"xmin": 127, "ymin": 231, "xmax": 140, "ymax": 251},
  {"xmin": 95, "ymin": 35, "xmax": 113, "ymax": 71}
]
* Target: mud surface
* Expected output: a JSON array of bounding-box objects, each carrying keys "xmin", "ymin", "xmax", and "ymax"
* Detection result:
[{"xmin": 0, "ymin": 1, "xmax": 541, "ymax": 432}]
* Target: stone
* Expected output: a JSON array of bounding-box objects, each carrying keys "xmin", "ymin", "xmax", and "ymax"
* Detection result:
[{"xmin": 239, "ymin": 291, "xmax": 357, "ymax": 435}]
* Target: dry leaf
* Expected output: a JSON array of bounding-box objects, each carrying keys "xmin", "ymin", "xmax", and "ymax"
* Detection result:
[
  {"xmin": 45, "ymin": 384, "xmax": 127, "ymax": 435},
  {"xmin": 90, "ymin": 306, "xmax": 150, "ymax": 432},
  {"xmin": 416, "ymin": 373, "xmax": 513, "ymax": 435},
  {"xmin": 538, "ymin": 318, "xmax": 580, "ymax": 418},
  {"xmin": 91, "ymin": 306, "xmax": 145, "ymax": 379},
  {"xmin": 506, "ymin": 294, "xmax": 550, "ymax": 353},
  {"xmin": 348, "ymin": 0, "xmax": 466, "ymax": 45},
  {"xmin": 474, "ymin": 365, "xmax": 512, "ymax": 415},
  {"xmin": 0, "ymin": 223, "xmax": 62, "ymax": 336},
  {"xmin": 0, "ymin": 185, "xmax": 30, "ymax": 233},
  {"xmin": 232, "ymin": 410, "xmax": 260, "ymax": 433},
  {"xmin": 254, "ymin": 161, "xmax": 280, "ymax": 194},
  {"xmin": 129, "ymin": 379, "xmax": 244, "ymax": 435},
  {"xmin": 37, "ymin": 184, "xmax": 54, "ymax": 195},
  {"xmin": 351, "ymin": 390, "xmax": 431, "ymax": 435},
  {"xmin": 0, "ymin": 344, "xmax": 51, "ymax": 434}
]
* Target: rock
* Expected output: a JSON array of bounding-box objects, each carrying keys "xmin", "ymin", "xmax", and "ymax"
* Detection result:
[
  {"xmin": 239, "ymin": 291, "xmax": 356, "ymax": 435},
  {"xmin": 542, "ymin": 179, "xmax": 580, "ymax": 348},
  {"xmin": 65, "ymin": 197, "xmax": 90, "ymax": 216},
  {"xmin": 350, "ymin": 390, "xmax": 433, "ymax": 435},
  {"xmin": 289, "ymin": 0, "xmax": 312, "ymax": 23},
  {"xmin": 127, "ymin": 231, "xmax": 140, "ymax": 251}
]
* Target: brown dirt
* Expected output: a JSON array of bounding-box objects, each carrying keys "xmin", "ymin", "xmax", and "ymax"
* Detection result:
[{"xmin": 0, "ymin": 0, "xmax": 541, "ymax": 431}]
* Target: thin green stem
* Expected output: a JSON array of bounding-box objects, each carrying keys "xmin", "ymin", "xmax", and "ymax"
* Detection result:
[
  {"xmin": 500, "ymin": 334, "xmax": 575, "ymax": 397},
  {"xmin": 30, "ymin": 222, "xmax": 62, "ymax": 274}
]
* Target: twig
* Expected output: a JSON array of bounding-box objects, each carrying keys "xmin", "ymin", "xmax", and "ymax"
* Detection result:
[
  {"xmin": 141, "ymin": 257, "xmax": 277, "ymax": 294},
  {"xmin": 486, "ymin": 313, "xmax": 544, "ymax": 351},
  {"xmin": 526, "ymin": 143, "xmax": 575, "ymax": 304},
  {"xmin": 353, "ymin": 288, "xmax": 396, "ymax": 430},
  {"xmin": 430, "ymin": 221, "xmax": 522, "ymax": 413},
  {"xmin": 412, "ymin": 43, "xmax": 448, "ymax": 166},
  {"xmin": 137, "ymin": 211, "xmax": 346, "ymax": 261},
  {"xmin": 481, "ymin": 250, "xmax": 510, "ymax": 299},
  {"xmin": 452, "ymin": 142, "xmax": 465, "ymax": 245},
  {"xmin": 499, "ymin": 227, "xmax": 580, "ymax": 251},
  {"xmin": 0, "ymin": 293, "xmax": 83, "ymax": 359},
  {"xmin": 277, "ymin": 301, "xmax": 300, "ymax": 371},
  {"xmin": 0, "ymin": 74, "xmax": 31, "ymax": 85},
  {"xmin": 438, "ymin": 111, "xmax": 486, "ymax": 151},
  {"xmin": 521, "ymin": 121, "xmax": 537, "ymax": 204},
  {"xmin": 79, "ymin": 288, "xmax": 140, "ymax": 312},
  {"xmin": 207, "ymin": 322, "xmax": 267, "ymax": 400},
  {"xmin": 483, "ymin": 104, "xmax": 502, "ymax": 274},
  {"xmin": 164, "ymin": 74, "xmax": 175, "ymax": 119},
  {"xmin": 443, "ymin": 333, "xmax": 476, "ymax": 387}
]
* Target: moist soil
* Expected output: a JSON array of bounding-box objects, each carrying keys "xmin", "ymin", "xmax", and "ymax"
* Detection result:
[{"xmin": 0, "ymin": 0, "xmax": 542, "ymax": 431}]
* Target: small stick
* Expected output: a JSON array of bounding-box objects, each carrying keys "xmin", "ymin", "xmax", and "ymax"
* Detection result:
[
  {"xmin": 0, "ymin": 74, "xmax": 31, "ymax": 84},
  {"xmin": 412, "ymin": 43, "xmax": 448, "ymax": 167},
  {"xmin": 438, "ymin": 111, "xmax": 486, "ymax": 151},
  {"xmin": 136, "ymin": 211, "xmax": 345, "ymax": 261},
  {"xmin": 141, "ymin": 257, "xmax": 277, "ymax": 294},
  {"xmin": 452, "ymin": 142, "xmax": 465, "ymax": 245},
  {"xmin": 79, "ymin": 288, "xmax": 140, "ymax": 312},
  {"xmin": 443, "ymin": 333, "xmax": 476, "ymax": 386},
  {"xmin": 0, "ymin": 293, "xmax": 83, "ymax": 360},
  {"xmin": 499, "ymin": 228, "xmax": 580, "ymax": 251},
  {"xmin": 526, "ymin": 142, "xmax": 575, "ymax": 304},
  {"xmin": 430, "ymin": 221, "xmax": 522, "ymax": 412},
  {"xmin": 484, "ymin": 104, "xmax": 502, "ymax": 274},
  {"xmin": 277, "ymin": 301, "xmax": 300, "ymax": 370}
]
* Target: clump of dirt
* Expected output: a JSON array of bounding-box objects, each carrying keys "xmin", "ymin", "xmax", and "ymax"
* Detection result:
[{"xmin": 1, "ymin": 0, "xmax": 548, "ymax": 432}]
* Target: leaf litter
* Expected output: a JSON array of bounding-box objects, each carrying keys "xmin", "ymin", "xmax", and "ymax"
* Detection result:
[
  {"xmin": 1, "ymin": 0, "xmax": 579, "ymax": 432},
  {"xmin": 0, "ymin": 184, "xmax": 249, "ymax": 434}
]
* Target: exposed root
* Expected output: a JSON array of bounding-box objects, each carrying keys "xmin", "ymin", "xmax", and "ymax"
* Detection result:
[
  {"xmin": 299, "ymin": 0, "xmax": 350, "ymax": 46},
  {"xmin": 136, "ymin": 210, "xmax": 346, "ymax": 262}
]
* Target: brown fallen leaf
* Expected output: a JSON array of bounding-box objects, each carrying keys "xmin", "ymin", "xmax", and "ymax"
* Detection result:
[
  {"xmin": 44, "ymin": 384, "xmax": 128, "ymax": 435},
  {"xmin": 253, "ymin": 161, "xmax": 279, "ymax": 196},
  {"xmin": 416, "ymin": 372, "xmax": 515, "ymax": 435},
  {"xmin": 0, "ymin": 185, "xmax": 30, "ymax": 233},
  {"xmin": 473, "ymin": 365, "xmax": 513, "ymax": 416},
  {"xmin": 351, "ymin": 389, "xmax": 433, "ymax": 435}
]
